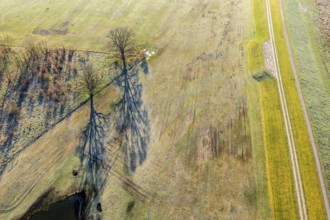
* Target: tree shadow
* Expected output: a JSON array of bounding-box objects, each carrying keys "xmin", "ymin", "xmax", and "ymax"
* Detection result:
[
  {"xmin": 44, "ymin": 103, "xmax": 52, "ymax": 129},
  {"xmin": 0, "ymin": 45, "xmax": 75, "ymax": 176},
  {"xmin": 59, "ymin": 100, "xmax": 67, "ymax": 118},
  {"xmin": 77, "ymin": 96, "xmax": 110, "ymax": 217},
  {"xmin": 140, "ymin": 59, "xmax": 149, "ymax": 75},
  {"xmin": 2, "ymin": 112, "xmax": 19, "ymax": 154},
  {"xmin": 74, "ymin": 56, "xmax": 150, "ymax": 216},
  {"xmin": 27, "ymin": 96, "xmax": 35, "ymax": 114},
  {"xmin": 114, "ymin": 60, "xmax": 150, "ymax": 173}
]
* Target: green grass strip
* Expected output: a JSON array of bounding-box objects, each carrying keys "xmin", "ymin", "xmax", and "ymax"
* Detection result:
[
  {"xmin": 248, "ymin": 0, "xmax": 300, "ymax": 218},
  {"xmin": 270, "ymin": 0, "xmax": 327, "ymax": 218}
]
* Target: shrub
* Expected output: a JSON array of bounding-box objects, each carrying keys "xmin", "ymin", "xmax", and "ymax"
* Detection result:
[
  {"xmin": 20, "ymin": 78, "xmax": 30, "ymax": 92},
  {"xmin": 47, "ymin": 85, "xmax": 55, "ymax": 98},
  {"xmin": 51, "ymin": 93, "xmax": 60, "ymax": 102},
  {"xmin": 57, "ymin": 65, "xmax": 63, "ymax": 73},
  {"xmin": 53, "ymin": 68, "xmax": 60, "ymax": 75},
  {"xmin": 45, "ymin": 107, "xmax": 52, "ymax": 114},
  {"xmin": 53, "ymin": 75, "xmax": 60, "ymax": 81},
  {"xmin": 6, "ymin": 101, "xmax": 20, "ymax": 117},
  {"xmin": 0, "ymin": 136, "xmax": 8, "ymax": 144},
  {"xmin": 38, "ymin": 88, "xmax": 45, "ymax": 97},
  {"xmin": 68, "ymin": 50, "xmax": 74, "ymax": 63},
  {"xmin": 42, "ymin": 71, "xmax": 50, "ymax": 82},
  {"xmin": 28, "ymin": 89, "xmax": 35, "ymax": 100},
  {"xmin": 59, "ymin": 85, "xmax": 67, "ymax": 95},
  {"xmin": 10, "ymin": 131, "xmax": 19, "ymax": 137},
  {"xmin": 41, "ymin": 67, "xmax": 47, "ymax": 74},
  {"xmin": 72, "ymin": 67, "xmax": 78, "ymax": 76},
  {"xmin": 46, "ymin": 57, "xmax": 52, "ymax": 72}
]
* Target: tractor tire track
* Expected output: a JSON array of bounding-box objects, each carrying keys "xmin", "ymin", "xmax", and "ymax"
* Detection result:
[
  {"xmin": 265, "ymin": 0, "xmax": 307, "ymax": 219},
  {"xmin": 277, "ymin": 0, "xmax": 330, "ymax": 218}
]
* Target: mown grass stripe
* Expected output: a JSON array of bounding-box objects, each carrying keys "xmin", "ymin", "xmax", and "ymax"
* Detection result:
[
  {"xmin": 249, "ymin": 0, "xmax": 300, "ymax": 218},
  {"xmin": 269, "ymin": 0, "xmax": 327, "ymax": 218}
]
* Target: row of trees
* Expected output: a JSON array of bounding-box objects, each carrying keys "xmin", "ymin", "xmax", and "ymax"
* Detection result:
[
  {"xmin": 0, "ymin": 38, "xmax": 82, "ymax": 175},
  {"xmin": 0, "ymin": 39, "xmax": 80, "ymax": 129},
  {"xmin": 0, "ymin": 38, "xmax": 17, "ymax": 131},
  {"xmin": 78, "ymin": 27, "xmax": 150, "ymax": 218},
  {"xmin": 0, "ymin": 28, "xmax": 150, "ymax": 218}
]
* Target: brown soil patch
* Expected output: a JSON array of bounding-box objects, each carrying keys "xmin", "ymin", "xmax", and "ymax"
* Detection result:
[
  {"xmin": 33, "ymin": 29, "xmax": 68, "ymax": 36},
  {"xmin": 263, "ymin": 40, "xmax": 277, "ymax": 79},
  {"xmin": 315, "ymin": 0, "xmax": 330, "ymax": 43}
]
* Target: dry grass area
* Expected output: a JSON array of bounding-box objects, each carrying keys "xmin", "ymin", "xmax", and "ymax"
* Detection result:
[
  {"xmin": 0, "ymin": 86, "xmax": 118, "ymax": 219},
  {"xmin": 0, "ymin": 0, "xmax": 271, "ymax": 219},
  {"xmin": 0, "ymin": 49, "xmax": 88, "ymax": 164},
  {"xmin": 100, "ymin": 0, "xmax": 268, "ymax": 219},
  {"xmin": 314, "ymin": 0, "xmax": 330, "ymax": 42}
]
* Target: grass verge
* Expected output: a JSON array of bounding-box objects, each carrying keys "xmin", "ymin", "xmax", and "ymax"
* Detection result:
[
  {"xmin": 248, "ymin": 0, "xmax": 298, "ymax": 218},
  {"xmin": 282, "ymin": 0, "xmax": 330, "ymax": 202},
  {"xmin": 260, "ymin": 78, "xmax": 297, "ymax": 219},
  {"xmin": 270, "ymin": 0, "xmax": 327, "ymax": 218}
]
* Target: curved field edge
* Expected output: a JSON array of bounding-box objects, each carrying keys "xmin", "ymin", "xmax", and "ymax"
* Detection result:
[
  {"xmin": 248, "ymin": 0, "xmax": 299, "ymax": 218},
  {"xmin": 270, "ymin": 0, "xmax": 327, "ymax": 218}
]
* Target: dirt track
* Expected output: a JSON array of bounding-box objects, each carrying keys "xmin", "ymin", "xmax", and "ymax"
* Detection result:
[
  {"xmin": 265, "ymin": 0, "xmax": 307, "ymax": 219},
  {"xmin": 277, "ymin": 0, "xmax": 330, "ymax": 217}
]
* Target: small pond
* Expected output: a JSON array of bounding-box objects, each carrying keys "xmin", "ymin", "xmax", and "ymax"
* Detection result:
[{"xmin": 24, "ymin": 192, "xmax": 85, "ymax": 220}]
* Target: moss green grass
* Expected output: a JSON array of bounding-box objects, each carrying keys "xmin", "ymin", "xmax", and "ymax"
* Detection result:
[{"xmin": 269, "ymin": 0, "xmax": 327, "ymax": 218}]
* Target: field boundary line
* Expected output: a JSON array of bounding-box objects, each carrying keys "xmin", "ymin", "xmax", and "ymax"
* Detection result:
[
  {"xmin": 265, "ymin": 0, "xmax": 307, "ymax": 218},
  {"xmin": 277, "ymin": 0, "xmax": 330, "ymax": 218}
]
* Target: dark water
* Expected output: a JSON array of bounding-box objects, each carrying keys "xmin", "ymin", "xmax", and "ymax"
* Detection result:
[{"xmin": 25, "ymin": 193, "xmax": 85, "ymax": 220}]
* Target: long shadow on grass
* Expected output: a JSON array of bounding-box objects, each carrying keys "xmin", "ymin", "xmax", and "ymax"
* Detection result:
[
  {"xmin": 78, "ymin": 94, "xmax": 109, "ymax": 217},
  {"xmin": 114, "ymin": 59, "xmax": 150, "ymax": 174}
]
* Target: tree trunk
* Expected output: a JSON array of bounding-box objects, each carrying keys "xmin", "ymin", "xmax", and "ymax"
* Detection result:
[
  {"xmin": 0, "ymin": 82, "xmax": 10, "ymax": 126},
  {"xmin": 90, "ymin": 94, "xmax": 94, "ymax": 119},
  {"xmin": 121, "ymin": 52, "xmax": 127, "ymax": 75}
]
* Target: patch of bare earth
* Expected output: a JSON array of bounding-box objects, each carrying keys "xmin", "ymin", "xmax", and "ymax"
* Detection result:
[
  {"xmin": 315, "ymin": 0, "xmax": 330, "ymax": 44},
  {"xmin": 33, "ymin": 29, "xmax": 68, "ymax": 35},
  {"xmin": 263, "ymin": 40, "xmax": 277, "ymax": 78}
]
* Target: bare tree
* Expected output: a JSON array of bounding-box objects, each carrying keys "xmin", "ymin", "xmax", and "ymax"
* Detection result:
[
  {"xmin": 108, "ymin": 27, "xmax": 135, "ymax": 73},
  {"xmin": 108, "ymin": 28, "xmax": 150, "ymax": 173},
  {"xmin": 81, "ymin": 63, "xmax": 101, "ymax": 96},
  {"xmin": 0, "ymin": 43, "xmax": 17, "ymax": 130},
  {"xmin": 16, "ymin": 40, "xmax": 45, "ymax": 78},
  {"xmin": 77, "ymin": 62, "xmax": 109, "ymax": 218},
  {"xmin": 23, "ymin": 39, "xmax": 46, "ymax": 62},
  {"xmin": 0, "ymin": 37, "xmax": 13, "ymax": 86},
  {"xmin": 1, "ymin": 68, "xmax": 18, "ymax": 108}
]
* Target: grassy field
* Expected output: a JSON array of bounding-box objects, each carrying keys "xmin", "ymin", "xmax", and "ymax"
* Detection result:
[
  {"xmin": 248, "ymin": 0, "xmax": 298, "ymax": 218},
  {"xmin": 260, "ymin": 78, "xmax": 299, "ymax": 219},
  {"xmin": 0, "ymin": 48, "xmax": 110, "ymax": 175},
  {"xmin": 270, "ymin": 0, "xmax": 327, "ymax": 218},
  {"xmin": 246, "ymin": 0, "xmax": 275, "ymax": 219},
  {"xmin": 247, "ymin": 0, "xmax": 269, "ymax": 74},
  {"xmin": 0, "ymin": 85, "xmax": 118, "ymax": 219},
  {"xmin": 0, "ymin": 0, "xmax": 225, "ymax": 52},
  {"xmin": 106, "ymin": 0, "xmax": 266, "ymax": 218},
  {"xmin": 282, "ymin": 0, "xmax": 330, "ymax": 201},
  {"xmin": 249, "ymin": 0, "xmax": 329, "ymax": 217},
  {"xmin": 0, "ymin": 0, "xmax": 272, "ymax": 219}
]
